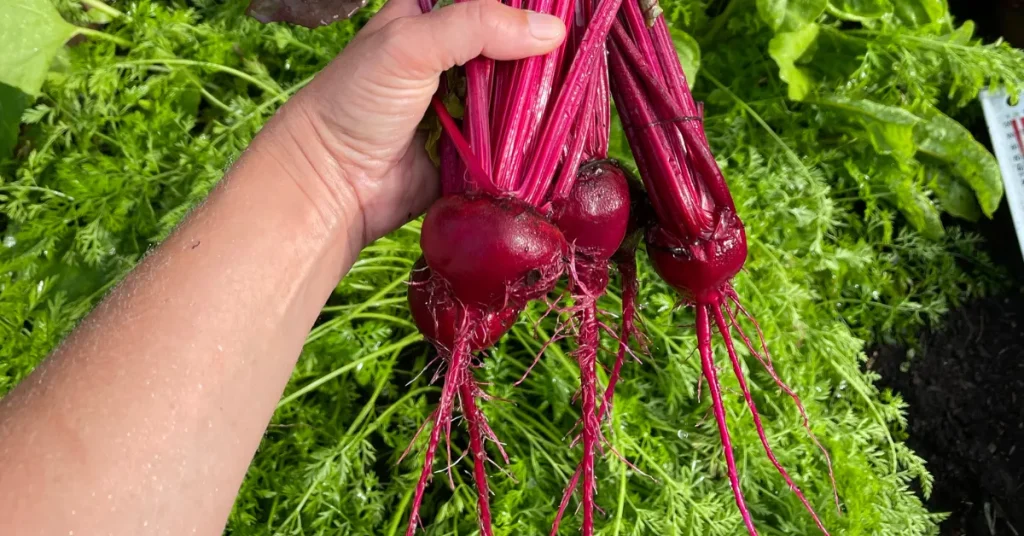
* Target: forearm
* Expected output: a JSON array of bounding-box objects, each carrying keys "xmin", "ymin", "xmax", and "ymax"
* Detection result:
[{"xmin": 0, "ymin": 109, "xmax": 359, "ymax": 536}]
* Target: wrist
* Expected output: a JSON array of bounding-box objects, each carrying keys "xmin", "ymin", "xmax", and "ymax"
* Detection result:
[{"xmin": 248, "ymin": 102, "xmax": 369, "ymax": 256}]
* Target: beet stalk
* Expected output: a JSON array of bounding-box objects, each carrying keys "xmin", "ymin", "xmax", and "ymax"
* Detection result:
[
  {"xmin": 606, "ymin": 4, "xmax": 839, "ymax": 534},
  {"xmin": 403, "ymin": 0, "xmax": 627, "ymax": 532}
]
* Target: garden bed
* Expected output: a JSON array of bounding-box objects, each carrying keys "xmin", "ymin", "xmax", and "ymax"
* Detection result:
[
  {"xmin": 869, "ymin": 4, "xmax": 1024, "ymax": 532},
  {"xmin": 871, "ymin": 285, "xmax": 1024, "ymax": 536}
]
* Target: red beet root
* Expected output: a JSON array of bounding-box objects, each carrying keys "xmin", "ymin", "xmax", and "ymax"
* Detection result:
[
  {"xmin": 548, "ymin": 160, "xmax": 632, "ymax": 536},
  {"xmin": 420, "ymin": 194, "xmax": 567, "ymax": 309},
  {"xmin": 551, "ymin": 160, "xmax": 631, "ymax": 263},
  {"xmin": 408, "ymin": 258, "xmax": 521, "ymax": 351},
  {"xmin": 645, "ymin": 208, "xmax": 747, "ymax": 304}
]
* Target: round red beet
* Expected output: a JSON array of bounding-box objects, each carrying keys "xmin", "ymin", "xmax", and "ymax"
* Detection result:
[
  {"xmin": 552, "ymin": 161, "xmax": 631, "ymax": 262},
  {"xmin": 408, "ymin": 259, "xmax": 520, "ymax": 351},
  {"xmin": 646, "ymin": 208, "xmax": 747, "ymax": 303},
  {"xmin": 420, "ymin": 194, "xmax": 567, "ymax": 309}
]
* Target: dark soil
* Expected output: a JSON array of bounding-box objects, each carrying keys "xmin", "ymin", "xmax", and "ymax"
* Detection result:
[
  {"xmin": 871, "ymin": 5, "xmax": 1024, "ymax": 533},
  {"xmin": 870, "ymin": 292, "xmax": 1024, "ymax": 536}
]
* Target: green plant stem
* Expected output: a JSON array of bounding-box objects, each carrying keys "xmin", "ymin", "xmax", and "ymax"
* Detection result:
[
  {"xmin": 700, "ymin": 0, "xmax": 740, "ymax": 45},
  {"xmin": 276, "ymin": 333, "xmax": 422, "ymax": 409},
  {"xmin": 113, "ymin": 59, "xmax": 285, "ymax": 101},
  {"xmin": 0, "ymin": 185, "xmax": 75, "ymax": 201},
  {"xmin": 702, "ymin": 71, "xmax": 814, "ymax": 180},
  {"xmin": 80, "ymin": 0, "xmax": 125, "ymax": 19},
  {"xmin": 386, "ymin": 487, "xmax": 416, "ymax": 536},
  {"xmin": 72, "ymin": 27, "xmax": 131, "ymax": 48},
  {"xmin": 612, "ymin": 447, "xmax": 628, "ymax": 535},
  {"xmin": 306, "ymin": 275, "xmax": 407, "ymax": 344},
  {"xmin": 321, "ymin": 296, "xmax": 406, "ymax": 312}
]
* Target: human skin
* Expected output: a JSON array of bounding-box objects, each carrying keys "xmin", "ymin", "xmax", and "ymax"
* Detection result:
[{"xmin": 0, "ymin": 2, "xmax": 565, "ymax": 535}]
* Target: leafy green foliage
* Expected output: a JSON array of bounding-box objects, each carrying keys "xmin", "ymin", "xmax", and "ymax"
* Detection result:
[
  {"xmin": 757, "ymin": 0, "xmax": 825, "ymax": 31},
  {"xmin": 669, "ymin": 27, "xmax": 701, "ymax": 83},
  {"xmin": 767, "ymin": 23, "xmax": 819, "ymax": 100},
  {"xmin": 0, "ymin": 0, "xmax": 1015, "ymax": 534},
  {"xmin": 755, "ymin": 0, "xmax": 1023, "ymax": 237},
  {"xmin": 0, "ymin": 83, "xmax": 30, "ymax": 157},
  {"xmin": 0, "ymin": 0, "xmax": 79, "ymax": 96},
  {"xmin": 827, "ymin": 0, "xmax": 891, "ymax": 23}
]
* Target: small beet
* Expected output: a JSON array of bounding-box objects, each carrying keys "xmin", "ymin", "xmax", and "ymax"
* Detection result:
[
  {"xmin": 420, "ymin": 194, "xmax": 567, "ymax": 309},
  {"xmin": 548, "ymin": 159, "xmax": 633, "ymax": 536},
  {"xmin": 551, "ymin": 160, "xmax": 631, "ymax": 262},
  {"xmin": 408, "ymin": 258, "xmax": 521, "ymax": 351},
  {"xmin": 645, "ymin": 208, "xmax": 747, "ymax": 304}
]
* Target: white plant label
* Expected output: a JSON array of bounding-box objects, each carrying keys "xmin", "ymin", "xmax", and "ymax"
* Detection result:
[{"xmin": 979, "ymin": 88, "xmax": 1024, "ymax": 258}]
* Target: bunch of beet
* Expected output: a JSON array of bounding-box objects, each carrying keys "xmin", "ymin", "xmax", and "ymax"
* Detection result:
[{"xmin": 403, "ymin": 0, "xmax": 839, "ymax": 534}]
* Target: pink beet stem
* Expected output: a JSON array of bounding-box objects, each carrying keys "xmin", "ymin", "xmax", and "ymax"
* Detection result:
[
  {"xmin": 612, "ymin": 10, "xmax": 734, "ymax": 230},
  {"xmin": 588, "ymin": 51, "xmax": 611, "ymax": 160},
  {"xmin": 696, "ymin": 305, "xmax": 759, "ymax": 536},
  {"xmin": 406, "ymin": 330, "xmax": 470, "ymax": 536},
  {"xmin": 430, "ymin": 97, "xmax": 496, "ymax": 195},
  {"xmin": 648, "ymin": 19, "xmax": 733, "ymax": 210},
  {"xmin": 550, "ymin": 83, "xmax": 597, "ymax": 201},
  {"xmin": 460, "ymin": 380, "xmax": 495, "ymax": 536},
  {"xmin": 519, "ymin": 0, "xmax": 625, "ymax": 205},
  {"xmin": 607, "ymin": 40, "xmax": 708, "ymax": 236},
  {"xmin": 712, "ymin": 306, "xmax": 831, "ymax": 535},
  {"xmin": 491, "ymin": 0, "xmax": 572, "ymax": 194},
  {"xmin": 619, "ymin": 0, "xmax": 663, "ymax": 85},
  {"xmin": 463, "ymin": 56, "xmax": 494, "ymax": 170}
]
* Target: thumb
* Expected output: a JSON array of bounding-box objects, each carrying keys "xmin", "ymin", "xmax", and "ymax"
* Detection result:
[{"xmin": 377, "ymin": 0, "xmax": 566, "ymax": 78}]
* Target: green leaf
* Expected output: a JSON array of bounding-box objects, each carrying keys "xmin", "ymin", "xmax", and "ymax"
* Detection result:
[
  {"xmin": 757, "ymin": 0, "xmax": 827, "ymax": 31},
  {"xmin": 927, "ymin": 166, "xmax": 982, "ymax": 222},
  {"xmin": 912, "ymin": 108, "xmax": 1003, "ymax": 217},
  {"xmin": 0, "ymin": 82, "xmax": 28, "ymax": 158},
  {"xmin": 827, "ymin": 0, "xmax": 892, "ymax": 22},
  {"xmin": 892, "ymin": 178, "xmax": 944, "ymax": 240},
  {"xmin": 892, "ymin": 0, "xmax": 947, "ymax": 28},
  {"xmin": 818, "ymin": 96, "xmax": 920, "ymax": 161},
  {"xmin": 768, "ymin": 23, "xmax": 819, "ymax": 100},
  {"xmin": 669, "ymin": 27, "xmax": 701, "ymax": 83},
  {"xmin": 0, "ymin": 0, "xmax": 78, "ymax": 96}
]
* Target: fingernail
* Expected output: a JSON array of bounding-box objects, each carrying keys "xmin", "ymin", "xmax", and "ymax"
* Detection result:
[{"xmin": 526, "ymin": 11, "xmax": 565, "ymax": 41}]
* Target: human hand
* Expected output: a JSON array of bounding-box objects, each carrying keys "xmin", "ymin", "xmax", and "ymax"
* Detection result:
[{"xmin": 267, "ymin": 0, "xmax": 566, "ymax": 247}]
